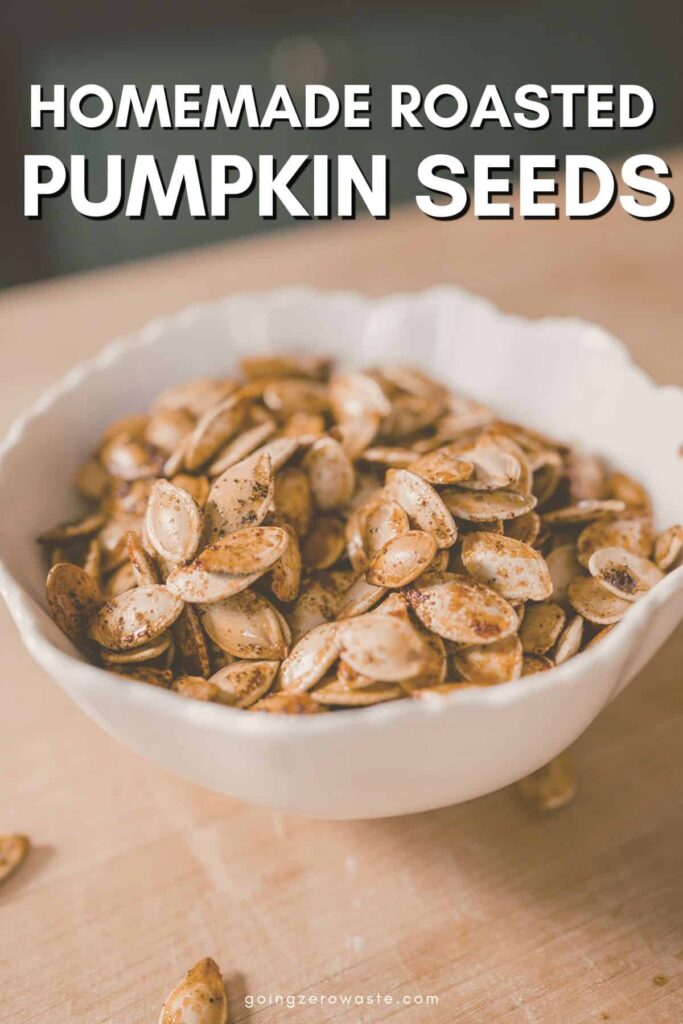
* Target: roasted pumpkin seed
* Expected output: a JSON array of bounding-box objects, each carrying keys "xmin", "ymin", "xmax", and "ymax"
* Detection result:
[
  {"xmin": 209, "ymin": 660, "xmax": 279, "ymax": 707},
  {"xmin": 576, "ymin": 516, "xmax": 654, "ymax": 568},
  {"xmin": 311, "ymin": 678, "xmax": 404, "ymax": 706},
  {"xmin": 158, "ymin": 957, "xmax": 227, "ymax": 1024},
  {"xmin": 654, "ymin": 524, "xmax": 683, "ymax": 571},
  {"xmin": 461, "ymin": 532, "xmax": 552, "ymax": 602},
  {"xmin": 568, "ymin": 573, "xmax": 632, "ymax": 624},
  {"xmin": 250, "ymin": 692, "xmax": 328, "ymax": 713},
  {"xmin": 204, "ymin": 451, "xmax": 274, "ymax": 542},
  {"xmin": 517, "ymin": 753, "xmax": 577, "ymax": 812},
  {"xmin": 587, "ymin": 547, "xmax": 663, "ymax": 601},
  {"xmin": 386, "ymin": 469, "xmax": 458, "ymax": 548},
  {"xmin": 46, "ymin": 563, "xmax": 102, "ymax": 647},
  {"xmin": 553, "ymin": 614, "xmax": 584, "ymax": 664},
  {"xmin": 405, "ymin": 572, "xmax": 518, "ymax": 645},
  {"xmin": 145, "ymin": 480, "xmax": 202, "ymax": 564},
  {"xmin": 0, "ymin": 834, "xmax": 30, "ymax": 885},
  {"xmin": 172, "ymin": 675, "xmax": 219, "ymax": 702},
  {"xmin": 89, "ymin": 585, "xmax": 183, "ymax": 650},
  {"xmin": 452, "ymin": 634, "xmax": 523, "ymax": 685},
  {"xmin": 338, "ymin": 613, "xmax": 430, "ymax": 681},
  {"xmin": 280, "ymin": 622, "xmax": 342, "ymax": 692},
  {"xmin": 197, "ymin": 526, "xmax": 288, "ymax": 575},
  {"xmin": 519, "ymin": 602, "xmax": 566, "ymax": 654},
  {"xmin": 199, "ymin": 590, "xmax": 287, "ymax": 659},
  {"xmin": 366, "ymin": 530, "xmax": 437, "ymax": 588},
  {"xmin": 443, "ymin": 488, "xmax": 536, "ymax": 522},
  {"xmin": 304, "ymin": 436, "xmax": 355, "ymax": 511}
]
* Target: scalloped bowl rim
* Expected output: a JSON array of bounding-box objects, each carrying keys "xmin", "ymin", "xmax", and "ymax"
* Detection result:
[{"xmin": 0, "ymin": 285, "xmax": 681, "ymax": 743}]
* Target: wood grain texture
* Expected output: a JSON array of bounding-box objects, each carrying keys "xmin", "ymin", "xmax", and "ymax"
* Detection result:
[{"xmin": 0, "ymin": 153, "xmax": 681, "ymax": 1024}]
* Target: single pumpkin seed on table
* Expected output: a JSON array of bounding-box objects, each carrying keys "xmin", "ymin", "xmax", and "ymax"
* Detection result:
[
  {"xmin": 517, "ymin": 753, "xmax": 577, "ymax": 812},
  {"xmin": 39, "ymin": 354, "xmax": 679, "ymax": 715},
  {"xmin": 0, "ymin": 834, "xmax": 30, "ymax": 885},
  {"xmin": 158, "ymin": 957, "xmax": 227, "ymax": 1024}
]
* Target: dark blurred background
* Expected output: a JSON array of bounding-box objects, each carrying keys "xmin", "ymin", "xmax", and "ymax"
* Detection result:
[{"xmin": 2, "ymin": 0, "xmax": 681, "ymax": 289}]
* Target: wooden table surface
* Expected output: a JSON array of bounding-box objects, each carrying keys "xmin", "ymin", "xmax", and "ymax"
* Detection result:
[{"xmin": 1, "ymin": 155, "xmax": 681, "ymax": 1024}]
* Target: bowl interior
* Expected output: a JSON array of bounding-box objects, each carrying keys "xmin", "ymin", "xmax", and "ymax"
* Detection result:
[{"xmin": 0, "ymin": 286, "xmax": 681, "ymax": 621}]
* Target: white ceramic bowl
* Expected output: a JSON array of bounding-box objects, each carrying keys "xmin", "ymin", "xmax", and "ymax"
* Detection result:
[{"xmin": 1, "ymin": 287, "xmax": 681, "ymax": 819}]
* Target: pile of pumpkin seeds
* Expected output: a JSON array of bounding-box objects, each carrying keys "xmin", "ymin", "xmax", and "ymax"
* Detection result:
[{"xmin": 41, "ymin": 355, "xmax": 682, "ymax": 712}]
